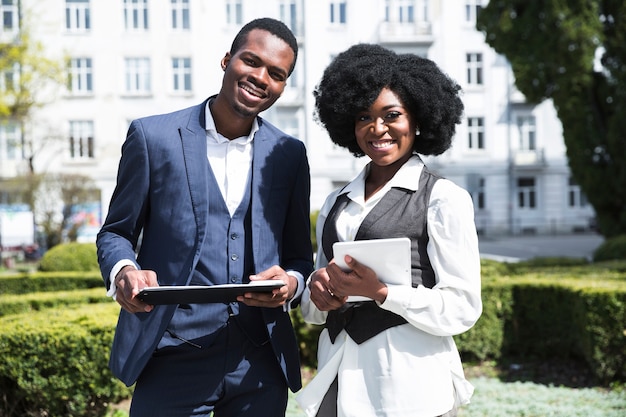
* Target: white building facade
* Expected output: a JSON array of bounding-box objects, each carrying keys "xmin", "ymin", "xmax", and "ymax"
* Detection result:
[{"xmin": 0, "ymin": 0, "xmax": 595, "ymax": 240}]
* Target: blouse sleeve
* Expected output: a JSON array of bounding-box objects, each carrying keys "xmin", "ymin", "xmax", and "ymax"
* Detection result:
[{"xmin": 379, "ymin": 179, "xmax": 483, "ymax": 336}]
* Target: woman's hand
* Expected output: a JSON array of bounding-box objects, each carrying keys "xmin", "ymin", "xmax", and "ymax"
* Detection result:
[
  {"xmin": 326, "ymin": 255, "xmax": 388, "ymax": 303},
  {"xmin": 308, "ymin": 266, "xmax": 348, "ymax": 311}
]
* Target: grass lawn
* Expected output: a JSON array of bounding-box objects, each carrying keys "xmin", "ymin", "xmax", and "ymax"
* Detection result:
[{"xmin": 108, "ymin": 360, "xmax": 626, "ymax": 417}]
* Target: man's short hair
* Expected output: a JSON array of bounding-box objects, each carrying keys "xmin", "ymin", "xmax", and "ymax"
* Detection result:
[{"xmin": 230, "ymin": 17, "xmax": 298, "ymax": 75}]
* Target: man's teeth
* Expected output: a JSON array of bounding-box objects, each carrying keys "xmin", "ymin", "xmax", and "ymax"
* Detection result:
[{"xmin": 242, "ymin": 84, "xmax": 263, "ymax": 98}]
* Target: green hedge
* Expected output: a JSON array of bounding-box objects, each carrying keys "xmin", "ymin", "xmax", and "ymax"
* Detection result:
[
  {"xmin": 456, "ymin": 260, "xmax": 626, "ymax": 383},
  {"xmin": 0, "ymin": 271, "xmax": 103, "ymax": 295},
  {"xmin": 0, "ymin": 287, "xmax": 108, "ymax": 317},
  {"xmin": 0, "ymin": 303, "xmax": 130, "ymax": 417}
]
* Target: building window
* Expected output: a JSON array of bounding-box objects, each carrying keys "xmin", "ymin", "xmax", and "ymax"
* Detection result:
[
  {"xmin": 465, "ymin": 0, "xmax": 484, "ymax": 23},
  {"xmin": 568, "ymin": 177, "xmax": 588, "ymax": 207},
  {"xmin": 517, "ymin": 177, "xmax": 536, "ymax": 209},
  {"xmin": 125, "ymin": 57, "xmax": 151, "ymax": 95},
  {"xmin": 68, "ymin": 57, "xmax": 93, "ymax": 94},
  {"xmin": 517, "ymin": 115, "xmax": 536, "ymax": 150},
  {"xmin": 124, "ymin": 0, "xmax": 149, "ymax": 31},
  {"xmin": 398, "ymin": 0, "xmax": 415, "ymax": 23},
  {"xmin": 0, "ymin": 122, "xmax": 20, "ymax": 160},
  {"xmin": 476, "ymin": 177, "xmax": 485, "ymax": 209},
  {"xmin": 69, "ymin": 121, "xmax": 94, "ymax": 159},
  {"xmin": 467, "ymin": 117, "xmax": 484, "ymax": 149},
  {"xmin": 466, "ymin": 53, "xmax": 483, "ymax": 85},
  {"xmin": 0, "ymin": 62, "xmax": 19, "ymax": 92},
  {"xmin": 65, "ymin": 0, "xmax": 90, "ymax": 32},
  {"xmin": 1, "ymin": 0, "xmax": 18, "ymax": 34},
  {"xmin": 279, "ymin": 0, "xmax": 300, "ymax": 36},
  {"xmin": 384, "ymin": 0, "xmax": 415, "ymax": 23},
  {"xmin": 467, "ymin": 174, "xmax": 485, "ymax": 210},
  {"xmin": 330, "ymin": 1, "xmax": 346, "ymax": 24},
  {"xmin": 172, "ymin": 57, "xmax": 191, "ymax": 92},
  {"xmin": 225, "ymin": 0, "xmax": 242, "ymax": 25},
  {"xmin": 385, "ymin": 0, "xmax": 428, "ymax": 23},
  {"xmin": 171, "ymin": 0, "xmax": 189, "ymax": 30}
]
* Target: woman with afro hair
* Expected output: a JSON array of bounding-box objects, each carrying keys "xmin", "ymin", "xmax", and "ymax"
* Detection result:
[{"xmin": 297, "ymin": 44, "xmax": 482, "ymax": 417}]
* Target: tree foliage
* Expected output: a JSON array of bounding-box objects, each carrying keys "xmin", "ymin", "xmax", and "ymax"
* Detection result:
[
  {"xmin": 0, "ymin": 17, "xmax": 65, "ymax": 174},
  {"xmin": 0, "ymin": 13, "xmax": 98, "ymax": 250},
  {"xmin": 477, "ymin": 0, "xmax": 626, "ymax": 238}
]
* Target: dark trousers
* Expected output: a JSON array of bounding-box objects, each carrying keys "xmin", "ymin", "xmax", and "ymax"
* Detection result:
[
  {"xmin": 130, "ymin": 318, "xmax": 288, "ymax": 417},
  {"xmin": 316, "ymin": 376, "xmax": 458, "ymax": 417}
]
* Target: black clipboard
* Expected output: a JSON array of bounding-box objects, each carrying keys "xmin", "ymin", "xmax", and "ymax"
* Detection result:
[{"xmin": 137, "ymin": 280, "xmax": 285, "ymax": 305}]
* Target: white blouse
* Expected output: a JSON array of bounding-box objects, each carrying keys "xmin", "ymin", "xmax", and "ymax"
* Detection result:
[{"xmin": 297, "ymin": 156, "xmax": 483, "ymax": 417}]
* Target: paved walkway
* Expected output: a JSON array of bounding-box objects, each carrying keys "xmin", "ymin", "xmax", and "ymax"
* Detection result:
[{"xmin": 478, "ymin": 233, "xmax": 605, "ymax": 262}]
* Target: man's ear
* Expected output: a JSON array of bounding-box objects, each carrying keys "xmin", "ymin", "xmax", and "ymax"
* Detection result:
[{"xmin": 221, "ymin": 52, "xmax": 231, "ymax": 71}]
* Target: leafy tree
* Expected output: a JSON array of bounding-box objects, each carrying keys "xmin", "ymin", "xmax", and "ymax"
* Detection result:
[
  {"xmin": 477, "ymin": 0, "xmax": 626, "ymax": 237},
  {"xmin": 0, "ymin": 18, "xmax": 65, "ymax": 174},
  {"xmin": 0, "ymin": 12, "xmax": 95, "ymax": 249}
]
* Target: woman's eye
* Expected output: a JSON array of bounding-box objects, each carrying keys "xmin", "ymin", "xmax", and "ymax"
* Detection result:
[{"xmin": 386, "ymin": 112, "xmax": 401, "ymax": 120}]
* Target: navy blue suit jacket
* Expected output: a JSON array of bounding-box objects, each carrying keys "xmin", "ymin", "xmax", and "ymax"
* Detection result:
[{"xmin": 97, "ymin": 99, "xmax": 313, "ymax": 390}]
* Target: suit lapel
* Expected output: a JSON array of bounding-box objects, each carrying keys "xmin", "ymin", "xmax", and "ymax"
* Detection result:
[
  {"xmin": 180, "ymin": 101, "xmax": 210, "ymax": 267},
  {"xmin": 250, "ymin": 121, "xmax": 272, "ymax": 255}
]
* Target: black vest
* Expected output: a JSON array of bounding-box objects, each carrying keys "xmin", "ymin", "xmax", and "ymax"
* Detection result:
[{"xmin": 322, "ymin": 166, "xmax": 440, "ymax": 344}]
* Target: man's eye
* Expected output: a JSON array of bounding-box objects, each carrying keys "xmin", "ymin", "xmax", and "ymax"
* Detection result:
[{"xmin": 271, "ymin": 72, "xmax": 286, "ymax": 81}]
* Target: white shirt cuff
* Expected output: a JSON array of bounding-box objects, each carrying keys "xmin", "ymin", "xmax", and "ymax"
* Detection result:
[{"xmin": 106, "ymin": 259, "xmax": 138, "ymax": 299}]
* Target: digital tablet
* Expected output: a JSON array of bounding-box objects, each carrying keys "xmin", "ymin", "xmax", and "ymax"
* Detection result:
[
  {"xmin": 137, "ymin": 280, "xmax": 285, "ymax": 305},
  {"xmin": 333, "ymin": 237, "xmax": 412, "ymax": 301}
]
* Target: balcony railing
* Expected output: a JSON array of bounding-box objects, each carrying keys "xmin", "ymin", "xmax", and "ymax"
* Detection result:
[{"xmin": 513, "ymin": 149, "xmax": 545, "ymax": 167}]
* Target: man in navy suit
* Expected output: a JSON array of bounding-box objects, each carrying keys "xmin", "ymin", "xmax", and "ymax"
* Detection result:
[{"xmin": 96, "ymin": 18, "xmax": 313, "ymax": 417}]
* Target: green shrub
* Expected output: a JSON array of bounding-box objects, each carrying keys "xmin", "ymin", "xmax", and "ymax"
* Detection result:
[
  {"xmin": 455, "ymin": 281, "xmax": 514, "ymax": 361},
  {"xmin": 0, "ymin": 288, "xmax": 108, "ymax": 316},
  {"xmin": 0, "ymin": 271, "xmax": 102, "ymax": 295},
  {"xmin": 0, "ymin": 303, "xmax": 131, "ymax": 417},
  {"xmin": 594, "ymin": 235, "xmax": 626, "ymax": 262},
  {"xmin": 39, "ymin": 242, "xmax": 99, "ymax": 272}
]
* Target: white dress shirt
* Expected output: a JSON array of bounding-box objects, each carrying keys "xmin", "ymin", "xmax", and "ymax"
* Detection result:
[{"xmin": 297, "ymin": 155, "xmax": 483, "ymax": 417}]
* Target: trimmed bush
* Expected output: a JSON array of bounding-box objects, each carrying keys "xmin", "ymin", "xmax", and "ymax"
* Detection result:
[
  {"xmin": 0, "ymin": 303, "xmax": 130, "ymax": 417},
  {"xmin": 0, "ymin": 271, "xmax": 102, "ymax": 295},
  {"xmin": 593, "ymin": 234, "xmax": 626, "ymax": 262},
  {"xmin": 0, "ymin": 287, "xmax": 108, "ymax": 317},
  {"xmin": 39, "ymin": 242, "xmax": 99, "ymax": 272}
]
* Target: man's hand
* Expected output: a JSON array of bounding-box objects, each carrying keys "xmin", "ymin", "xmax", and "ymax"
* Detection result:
[
  {"xmin": 113, "ymin": 265, "xmax": 158, "ymax": 313},
  {"xmin": 237, "ymin": 265, "xmax": 296, "ymax": 308}
]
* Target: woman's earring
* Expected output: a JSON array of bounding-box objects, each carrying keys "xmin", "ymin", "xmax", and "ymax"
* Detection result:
[{"xmin": 415, "ymin": 128, "xmax": 420, "ymax": 136}]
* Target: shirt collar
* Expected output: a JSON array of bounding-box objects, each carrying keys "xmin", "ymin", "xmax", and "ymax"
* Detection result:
[
  {"xmin": 342, "ymin": 154, "xmax": 425, "ymax": 200},
  {"xmin": 205, "ymin": 100, "xmax": 259, "ymax": 144}
]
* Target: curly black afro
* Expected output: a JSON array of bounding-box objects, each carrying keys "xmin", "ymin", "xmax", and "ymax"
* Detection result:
[{"xmin": 313, "ymin": 43, "xmax": 464, "ymax": 156}]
